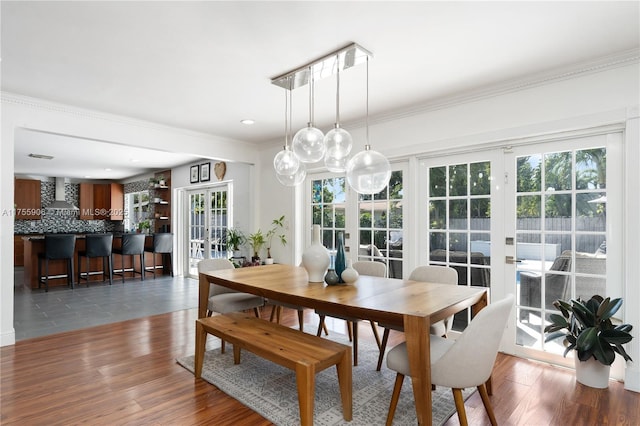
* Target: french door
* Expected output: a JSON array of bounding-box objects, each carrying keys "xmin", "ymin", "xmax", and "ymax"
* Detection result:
[
  {"xmin": 185, "ymin": 184, "xmax": 231, "ymax": 277},
  {"xmin": 505, "ymin": 132, "xmax": 622, "ymax": 374},
  {"xmin": 306, "ymin": 165, "xmax": 407, "ymax": 279},
  {"xmin": 419, "ymin": 151, "xmax": 502, "ymax": 332}
]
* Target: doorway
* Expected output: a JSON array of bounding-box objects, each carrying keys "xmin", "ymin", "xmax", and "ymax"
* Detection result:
[{"xmin": 185, "ymin": 184, "xmax": 231, "ymax": 278}]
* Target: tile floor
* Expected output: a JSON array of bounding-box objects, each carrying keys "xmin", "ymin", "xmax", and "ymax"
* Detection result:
[{"xmin": 13, "ymin": 267, "xmax": 199, "ymax": 340}]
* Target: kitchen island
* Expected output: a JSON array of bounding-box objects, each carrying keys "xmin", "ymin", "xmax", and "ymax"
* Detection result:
[{"xmin": 20, "ymin": 234, "xmax": 171, "ymax": 289}]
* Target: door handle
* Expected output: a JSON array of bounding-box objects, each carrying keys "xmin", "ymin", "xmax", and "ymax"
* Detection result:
[{"xmin": 505, "ymin": 256, "xmax": 522, "ymax": 264}]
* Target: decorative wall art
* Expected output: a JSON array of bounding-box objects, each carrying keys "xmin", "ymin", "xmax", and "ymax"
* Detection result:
[
  {"xmin": 214, "ymin": 162, "xmax": 227, "ymax": 181},
  {"xmin": 190, "ymin": 165, "xmax": 200, "ymax": 183},
  {"xmin": 200, "ymin": 162, "xmax": 211, "ymax": 182}
]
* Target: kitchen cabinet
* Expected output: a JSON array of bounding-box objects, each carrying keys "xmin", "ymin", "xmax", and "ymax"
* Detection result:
[
  {"xmin": 14, "ymin": 179, "xmax": 42, "ymax": 220},
  {"xmin": 79, "ymin": 182, "xmax": 124, "ymax": 220},
  {"xmin": 79, "ymin": 183, "xmax": 94, "ymax": 219},
  {"xmin": 14, "ymin": 235, "xmax": 25, "ymax": 266}
]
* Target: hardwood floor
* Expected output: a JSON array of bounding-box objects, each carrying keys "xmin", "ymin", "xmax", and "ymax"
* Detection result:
[{"xmin": 1, "ymin": 307, "xmax": 638, "ymax": 425}]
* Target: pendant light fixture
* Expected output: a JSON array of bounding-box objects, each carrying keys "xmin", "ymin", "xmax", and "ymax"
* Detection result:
[
  {"xmin": 324, "ymin": 53, "xmax": 353, "ymax": 172},
  {"xmin": 271, "ymin": 43, "xmax": 388, "ymax": 190},
  {"xmin": 273, "ymin": 77, "xmax": 300, "ymax": 177},
  {"xmin": 346, "ymin": 57, "xmax": 391, "ymax": 194},
  {"xmin": 292, "ymin": 67, "xmax": 325, "ymax": 163},
  {"xmin": 276, "ymin": 81, "xmax": 306, "ymax": 187}
]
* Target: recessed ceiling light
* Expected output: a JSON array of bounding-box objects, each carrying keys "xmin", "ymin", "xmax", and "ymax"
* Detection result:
[
  {"xmin": 28, "ymin": 153, "xmax": 54, "ymax": 160},
  {"xmin": 130, "ymin": 159, "xmax": 140, "ymax": 163},
  {"xmin": 240, "ymin": 119, "xmax": 255, "ymax": 125},
  {"xmin": 104, "ymin": 168, "xmax": 112, "ymax": 172},
  {"xmin": 84, "ymin": 175, "xmax": 92, "ymax": 178}
]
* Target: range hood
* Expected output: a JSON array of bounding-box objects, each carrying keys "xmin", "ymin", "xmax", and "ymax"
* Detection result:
[{"xmin": 46, "ymin": 177, "xmax": 79, "ymax": 211}]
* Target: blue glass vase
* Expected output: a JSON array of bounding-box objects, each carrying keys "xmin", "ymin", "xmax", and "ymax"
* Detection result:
[{"xmin": 335, "ymin": 231, "xmax": 346, "ymax": 283}]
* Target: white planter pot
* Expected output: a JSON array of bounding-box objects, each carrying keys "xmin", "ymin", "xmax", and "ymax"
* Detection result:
[
  {"xmin": 264, "ymin": 258, "xmax": 274, "ymax": 265},
  {"xmin": 574, "ymin": 356, "xmax": 610, "ymax": 388}
]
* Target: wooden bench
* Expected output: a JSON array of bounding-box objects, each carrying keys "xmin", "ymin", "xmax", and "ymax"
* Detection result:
[{"xmin": 195, "ymin": 312, "xmax": 352, "ymax": 426}]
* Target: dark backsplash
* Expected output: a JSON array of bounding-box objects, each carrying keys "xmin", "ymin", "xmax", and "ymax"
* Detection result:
[{"xmin": 14, "ymin": 181, "xmax": 122, "ymax": 235}]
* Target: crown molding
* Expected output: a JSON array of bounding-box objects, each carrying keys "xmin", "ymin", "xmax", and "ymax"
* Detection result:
[
  {"xmin": 344, "ymin": 48, "xmax": 640, "ymax": 129},
  {"xmin": 0, "ymin": 91, "xmax": 251, "ymax": 146}
]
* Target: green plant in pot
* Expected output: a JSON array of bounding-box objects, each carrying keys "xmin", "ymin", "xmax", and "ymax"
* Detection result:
[
  {"xmin": 226, "ymin": 228, "xmax": 245, "ymax": 258},
  {"xmin": 544, "ymin": 295, "xmax": 633, "ymax": 388},
  {"xmin": 247, "ymin": 230, "xmax": 265, "ymax": 263},
  {"xmin": 138, "ymin": 220, "xmax": 151, "ymax": 234},
  {"xmin": 265, "ymin": 215, "xmax": 287, "ymax": 264}
]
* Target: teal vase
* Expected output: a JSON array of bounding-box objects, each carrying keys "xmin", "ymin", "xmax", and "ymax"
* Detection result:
[{"xmin": 335, "ymin": 232, "xmax": 346, "ymax": 283}]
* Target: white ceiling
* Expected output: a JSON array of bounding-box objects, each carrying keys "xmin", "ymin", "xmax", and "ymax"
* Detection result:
[{"xmin": 3, "ymin": 1, "xmax": 639, "ymax": 179}]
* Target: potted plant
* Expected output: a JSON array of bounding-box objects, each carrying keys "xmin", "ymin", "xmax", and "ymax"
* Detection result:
[
  {"xmin": 247, "ymin": 230, "xmax": 265, "ymax": 263},
  {"xmin": 138, "ymin": 220, "xmax": 151, "ymax": 234},
  {"xmin": 544, "ymin": 295, "xmax": 633, "ymax": 388},
  {"xmin": 264, "ymin": 215, "xmax": 287, "ymax": 264},
  {"xmin": 226, "ymin": 228, "xmax": 246, "ymax": 258}
]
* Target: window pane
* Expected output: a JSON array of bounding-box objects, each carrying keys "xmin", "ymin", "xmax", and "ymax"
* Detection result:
[
  {"xmin": 517, "ymin": 155, "xmax": 541, "ymax": 192},
  {"xmin": 576, "ymin": 148, "xmax": 606, "ymax": 190},
  {"xmin": 517, "ymin": 195, "xmax": 541, "ymax": 222},
  {"xmin": 429, "ymin": 200, "xmax": 446, "ymax": 229},
  {"xmin": 470, "ymin": 161, "xmax": 490, "ymax": 196},
  {"xmin": 449, "ymin": 164, "xmax": 467, "ymax": 196},
  {"xmin": 545, "ymin": 151, "xmax": 572, "ymax": 191},
  {"xmin": 449, "ymin": 200, "xmax": 467, "ymax": 230},
  {"xmin": 430, "ymin": 166, "xmax": 446, "ymax": 197}
]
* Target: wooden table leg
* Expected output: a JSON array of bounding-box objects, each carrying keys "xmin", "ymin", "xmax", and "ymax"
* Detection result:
[
  {"xmin": 198, "ymin": 273, "xmax": 209, "ymax": 319},
  {"xmin": 194, "ymin": 320, "xmax": 206, "ymax": 378},
  {"xmin": 403, "ymin": 314, "xmax": 431, "ymax": 426}
]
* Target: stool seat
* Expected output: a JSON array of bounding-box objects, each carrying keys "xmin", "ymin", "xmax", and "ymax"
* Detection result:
[
  {"xmin": 78, "ymin": 233, "xmax": 113, "ymax": 286},
  {"xmin": 145, "ymin": 233, "xmax": 173, "ymax": 278},
  {"xmin": 112, "ymin": 233, "xmax": 146, "ymax": 282},
  {"xmin": 38, "ymin": 234, "xmax": 76, "ymax": 292}
]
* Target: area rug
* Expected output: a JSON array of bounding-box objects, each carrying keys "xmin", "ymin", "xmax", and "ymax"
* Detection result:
[{"xmin": 177, "ymin": 331, "xmax": 474, "ymax": 425}]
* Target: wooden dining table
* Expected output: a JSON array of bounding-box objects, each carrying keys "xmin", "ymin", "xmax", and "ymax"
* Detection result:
[{"xmin": 199, "ymin": 263, "xmax": 488, "ymax": 426}]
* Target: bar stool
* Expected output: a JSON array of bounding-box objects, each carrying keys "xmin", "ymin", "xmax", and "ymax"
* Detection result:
[
  {"xmin": 112, "ymin": 233, "xmax": 146, "ymax": 283},
  {"xmin": 38, "ymin": 234, "xmax": 76, "ymax": 292},
  {"xmin": 145, "ymin": 233, "xmax": 173, "ymax": 278},
  {"xmin": 77, "ymin": 233, "xmax": 113, "ymax": 286}
]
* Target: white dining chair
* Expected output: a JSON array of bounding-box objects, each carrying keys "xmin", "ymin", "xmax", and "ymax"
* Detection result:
[
  {"xmin": 376, "ymin": 265, "xmax": 458, "ymax": 371},
  {"xmin": 198, "ymin": 258, "xmax": 265, "ymax": 352},
  {"xmin": 315, "ymin": 260, "xmax": 387, "ymax": 366},
  {"xmin": 385, "ymin": 294, "xmax": 514, "ymax": 426}
]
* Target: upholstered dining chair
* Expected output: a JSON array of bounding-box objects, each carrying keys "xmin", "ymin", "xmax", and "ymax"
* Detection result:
[
  {"xmin": 315, "ymin": 260, "xmax": 387, "ymax": 366},
  {"xmin": 376, "ymin": 265, "xmax": 458, "ymax": 371},
  {"xmin": 385, "ymin": 294, "xmax": 514, "ymax": 426},
  {"xmin": 197, "ymin": 259, "xmax": 265, "ymax": 353}
]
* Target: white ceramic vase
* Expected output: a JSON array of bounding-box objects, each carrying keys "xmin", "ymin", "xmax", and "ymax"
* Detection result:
[
  {"xmin": 340, "ymin": 259, "xmax": 359, "ymax": 283},
  {"xmin": 302, "ymin": 225, "xmax": 330, "ymax": 282},
  {"xmin": 574, "ymin": 356, "xmax": 610, "ymax": 388}
]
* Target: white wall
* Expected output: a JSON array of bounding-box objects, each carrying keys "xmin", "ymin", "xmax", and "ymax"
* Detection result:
[{"xmin": 257, "ymin": 62, "xmax": 640, "ymax": 389}]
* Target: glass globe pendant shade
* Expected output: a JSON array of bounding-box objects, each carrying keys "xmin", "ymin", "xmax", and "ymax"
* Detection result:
[
  {"xmin": 292, "ymin": 124, "xmax": 325, "ymax": 163},
  {"xmin": 346, "ymin": 146, "xmax": 392, "ymax": 194},
  {"xmin": 276, "ymin": 163, "xmax": 306, "ymax": 187},
  {"xmin": 273, "ymin": 147, "xmax": 300, "ymax": 176},
  {"xmin": 323, "ymin": 125, "xmax": 352, "ymax": 160},
  {"xmin": 324, "ymin": 153, "xmax": 348, "ymax": 173}
]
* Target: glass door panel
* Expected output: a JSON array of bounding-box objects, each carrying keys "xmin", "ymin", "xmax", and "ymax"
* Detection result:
[
  {"xmin": 511, "ymin": 138, "xmax": 611, "ymax": 360},
  {"xmin": 422, "ymin": 158, "xmax": 493, "ymax": 332}
]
